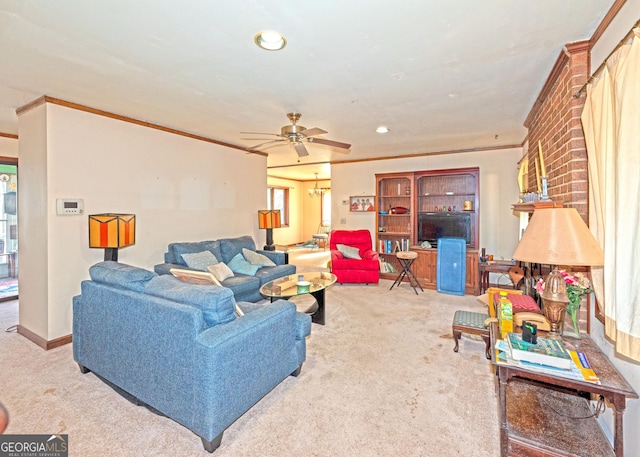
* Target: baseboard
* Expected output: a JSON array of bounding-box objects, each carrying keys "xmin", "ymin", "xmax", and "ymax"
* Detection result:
[{"xmin": 17, "ymin": 325, "xmax": 72, "ymax": 350}]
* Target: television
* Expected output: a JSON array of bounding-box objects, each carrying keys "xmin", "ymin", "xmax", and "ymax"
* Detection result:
[{"xmin": 418, "ymin": 212, "xmax": 471, "ymax": 246}]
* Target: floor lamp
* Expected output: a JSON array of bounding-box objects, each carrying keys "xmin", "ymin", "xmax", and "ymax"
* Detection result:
[
  {"xmin": 258, "ymin": 209, "xmax": 281, "ymax": 251},
  {"xmin": 511, "ymin": 208, "xmax": 604, "ymax": 337}
]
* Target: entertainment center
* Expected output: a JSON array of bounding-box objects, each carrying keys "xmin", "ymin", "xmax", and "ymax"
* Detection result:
[{"xmin": 375, "ymin": 168, "xmax": 480, "ymax": 295}]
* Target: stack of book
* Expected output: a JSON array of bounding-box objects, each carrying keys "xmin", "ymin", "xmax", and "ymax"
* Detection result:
[
  {"xmin": 495, "ymin": 332, "xmax": 600, "ymax": 384},
  {"xmin": 379, "ymin": 259, "xmax": 397, "ymax": 273}
]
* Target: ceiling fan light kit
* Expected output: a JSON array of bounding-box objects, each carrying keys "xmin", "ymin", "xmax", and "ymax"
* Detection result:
[
  {"xmin": 254, "ymin": 31, "xmax": 287, "ymax": 51},
  {"xmin": 243, "ymin": 112, "xmax": 351, "ymax": 158}
]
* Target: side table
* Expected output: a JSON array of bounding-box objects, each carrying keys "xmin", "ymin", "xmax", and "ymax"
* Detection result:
[
  {"xmin": 490, "ymin": 322, "xmax": 638, "ymax": 456},
  {"xmin": 390, "ymin": 251, "xmax": 423, "ymax": 295},
  {"xmin": 478, "ymin": 260, "xmax": 515, "ymax": 294}
]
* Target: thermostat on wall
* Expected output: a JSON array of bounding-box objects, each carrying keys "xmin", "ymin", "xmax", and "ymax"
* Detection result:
[{"xmin": 56, "ymin": 198, "xmax": 84, "ymax": 215}]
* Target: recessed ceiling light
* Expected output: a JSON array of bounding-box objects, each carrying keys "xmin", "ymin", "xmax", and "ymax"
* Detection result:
[
  {"xmin": 376, "ymin": 126, "xmax": 390, "ymax": 134},
  {"xmin": 254, "ymin": 31, "xmax": 287, "ymax": 51}
]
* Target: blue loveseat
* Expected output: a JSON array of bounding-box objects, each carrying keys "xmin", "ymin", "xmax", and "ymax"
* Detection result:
[
  {"xmin": 154, "ymin": 235, "xmax": 295, "ymax": 302},
  {"xmin": 73, "ymin": 261, "xmax": 311, "ymax": 452}
]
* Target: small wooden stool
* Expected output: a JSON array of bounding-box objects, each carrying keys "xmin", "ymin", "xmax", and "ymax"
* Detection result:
[
  {"xmin": 452, "ymin": 310, "xmax": 491, "ymax": 359},
  {"xmin": 390, "ymin": 250, "xmax": 424, "ymax": 295}
]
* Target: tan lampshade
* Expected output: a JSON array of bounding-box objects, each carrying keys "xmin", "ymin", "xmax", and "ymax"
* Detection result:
[{"xmin": 512, "ymin": 208, "xmax": 604, "ymax": 266}]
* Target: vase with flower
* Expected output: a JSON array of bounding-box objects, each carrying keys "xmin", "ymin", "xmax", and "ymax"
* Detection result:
[{"xmin": 535, "ymin": 270, "xmax": 592, "ymax": 338}]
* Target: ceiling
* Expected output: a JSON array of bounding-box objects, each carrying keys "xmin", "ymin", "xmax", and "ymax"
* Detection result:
[{"xmin": 0, "ymin": 1, "xmax": 612, "ymax": 181}]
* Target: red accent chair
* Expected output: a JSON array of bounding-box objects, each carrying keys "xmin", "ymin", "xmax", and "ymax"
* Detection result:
[{"xmin": 330, "ymin": 229, "xmax": 380, "ymax": 284}]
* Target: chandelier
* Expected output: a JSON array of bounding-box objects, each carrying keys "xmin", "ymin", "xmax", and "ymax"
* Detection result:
[{"xmin": 308, "ymin": 173, "xmax": 330, "ymax": 197}]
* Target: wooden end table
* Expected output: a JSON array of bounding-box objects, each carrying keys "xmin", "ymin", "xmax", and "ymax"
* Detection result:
[{"xmin": 490, "ymin": 323, "xmax": 638, "ymax": 456}]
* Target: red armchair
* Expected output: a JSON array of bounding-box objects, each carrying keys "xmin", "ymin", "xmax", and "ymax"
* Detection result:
[{"xmin": 330, "ymin": 229, "xmax": 380, "ymax": 284}]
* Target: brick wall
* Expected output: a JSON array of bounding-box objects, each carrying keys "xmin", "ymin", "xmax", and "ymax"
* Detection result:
[
  {"xmin": 523, "ymin": 41, "xmax": 592, "ymax": 332},
  {"xmin": 524, "ymin": 41, "xmax": 590, "ymax": 221}
]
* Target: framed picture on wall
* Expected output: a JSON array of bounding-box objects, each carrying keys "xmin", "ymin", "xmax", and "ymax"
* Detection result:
[{"xmin": 350, "ymin": 196, "xmax": 375, "ymax": 212}]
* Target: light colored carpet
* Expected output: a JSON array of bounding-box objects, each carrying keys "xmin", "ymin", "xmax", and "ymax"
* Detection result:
[{"xmin": 0, "ymin": 254, "xmax": 499, "ymax": 456}]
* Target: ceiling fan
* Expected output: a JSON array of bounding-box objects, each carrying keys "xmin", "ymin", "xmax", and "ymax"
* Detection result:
[{"xmin": 242, "ymin": 112, "xmax": 351, "ymax": 157}]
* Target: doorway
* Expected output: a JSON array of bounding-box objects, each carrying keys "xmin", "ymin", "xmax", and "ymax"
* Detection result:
[{"xmin": 0, "ymin": 160, "xmax": 17, "ymax": 302}]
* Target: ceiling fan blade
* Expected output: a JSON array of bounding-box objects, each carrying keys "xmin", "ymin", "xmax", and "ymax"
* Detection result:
[
  {"xmin": 293, "ymin": 142, "xmax": 309, "ymax": 157},
  {"xmin": 309, "ymin": 137, "xmax": 351, "ymax": 150},
  {"xmin": 300, "ymin": 127, "xmax": 327, "ymax": 137},
  {"xmin": 240, "ymin": 131, "xmax": 282, "ymax": 137},
  {"xmin": 250, "ymin": 139, "xmax": 287, "ymax": 149},
  {"xmin": 241, "ymin": 137, "xmax": 283, "ymax": 141}
]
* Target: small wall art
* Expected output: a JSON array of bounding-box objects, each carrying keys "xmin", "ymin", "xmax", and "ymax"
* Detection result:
[{"xmin": 350, "ymin": 196, "xmax": 375, "ymax": 212}]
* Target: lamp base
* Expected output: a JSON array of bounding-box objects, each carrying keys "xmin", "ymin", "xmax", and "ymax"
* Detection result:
[
  {"xmin": 542, "ymin": 298, "xmax": 568, "ymax": 338},
  {"xmin": 104, "ymin": 248, "xmax": 119, "ymax": 262},
  {"xmin": 263, "ymin": 227, "xmax": 276, "ymax": 251}
]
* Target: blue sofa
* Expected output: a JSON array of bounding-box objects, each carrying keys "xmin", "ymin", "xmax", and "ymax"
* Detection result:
[
  {"xmin": 73, "ymin": 261, "xmax": 311, "ymax": 452},
  {"xmin": 154, "ymin": 235, "xmax": 295, "ymax": 302}
]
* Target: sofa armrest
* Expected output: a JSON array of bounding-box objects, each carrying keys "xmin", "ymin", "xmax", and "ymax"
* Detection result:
[
  {"xmin": 193, "ymin": 300, "xmax": 308, "ymax": 437},
  {"xmin": 256, "ymin": 250, "xmax": 287, "ymax": 265},
  {"xmin": 236, "ymin": 300, "xmax": 310, "ymax": 339},
  {"xmin": 361, "ymin": 249, "xmax": 379, "ymax": 261}
]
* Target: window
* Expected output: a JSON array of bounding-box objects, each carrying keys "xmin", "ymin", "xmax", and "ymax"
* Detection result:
[
  {"xmin": 267, "ymin": 186, "xmax": 289, "ymax": 226},
  {"xmin": 321, "ymin": 189, "xmax": 331, "ymax": 225}
]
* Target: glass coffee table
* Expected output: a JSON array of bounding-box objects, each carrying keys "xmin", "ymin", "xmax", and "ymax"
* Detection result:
[{"xmin": 260, "ymin": 271, "xmax": 337, "ymax": 325}]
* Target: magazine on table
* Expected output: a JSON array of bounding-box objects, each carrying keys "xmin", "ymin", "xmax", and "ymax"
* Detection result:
[
  {"xmin": 494, "ymin": 339, "xmax": 600, "ymax": 384},
  {"xmin": 506, "ymin": 332, "xmax": 572, "ymax": 369}
]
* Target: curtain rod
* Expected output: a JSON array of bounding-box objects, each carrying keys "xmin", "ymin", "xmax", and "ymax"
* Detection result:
[{"xmin": 573, "ymin": 18, "xmax": 640, "ymax": 98}]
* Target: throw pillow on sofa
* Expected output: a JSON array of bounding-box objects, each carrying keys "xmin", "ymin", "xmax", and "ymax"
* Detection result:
[
  {"xmin": 242, "ymin": 248, "xmax": 276, "ymax": 267},
  {"xmin": 208, "ymin": 263, "xmax": 235, "ymax": 282},
  {"xmin": 336, "ymin": 244, "xmax": 362, "ymax": 259},
  {"xmin": 228, "ymin": 253, "xmax": 261, "ymax": 275},
  {"xmin": 171, "ymin": 241, "xmax": 219, "ymax": 266},
  {"xmin": 181, "ymin": 250, "xmax": 219, "ymax": 271}
]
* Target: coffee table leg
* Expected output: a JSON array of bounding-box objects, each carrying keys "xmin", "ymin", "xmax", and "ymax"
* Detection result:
[{"xmin": 309, "ymin": 289, "xmax": 326, "ymax": 325}]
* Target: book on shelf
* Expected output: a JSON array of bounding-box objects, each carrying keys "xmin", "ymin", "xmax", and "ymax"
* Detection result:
[
  {"xmin": 377, "ymin": 238, "xmax": 410, "ymax": 254},
  {"xmin": 378, "ymin": 259, "xmax": 396, "ymax": 273},
  {"xmin": 506, "ymin": 332, "xmax": 571, "ymax": 370},
  {"xmin": 494, "ymin": 339, "xmax": 601, "ymax": 384}
]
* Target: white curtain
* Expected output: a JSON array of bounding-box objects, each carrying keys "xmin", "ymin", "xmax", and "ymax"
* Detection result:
[{"xmin": 581, "ymin": 28, "xmax": 640, "ymax": 361}]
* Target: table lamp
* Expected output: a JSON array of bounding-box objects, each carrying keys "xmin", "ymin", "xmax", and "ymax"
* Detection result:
[
  {"xmin": 511, "ymin": 208, "xmax": 604, "ymax": 336},
  {"xmin": 89, "ymin": 213, "xmax": 136, "ymax": 261},
  {"xmin": 258, "ymin": 209, "xmax": 281, "ymax": 251}
]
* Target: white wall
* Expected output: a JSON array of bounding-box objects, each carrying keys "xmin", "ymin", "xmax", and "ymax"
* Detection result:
[
  {"xmin": 18, "ymin": 101, "xmax": 268, "ymax": 341},
  {"xmin": 331, "ymin": 147, "xmax": 523, "ymax": 260},
  {"xmin": 0, "ymin": 136, "xmax": 18, "ymax": 157},
  {"xmin": 585, "ymin": 2, "xmax": 640, "ymax": 454}
]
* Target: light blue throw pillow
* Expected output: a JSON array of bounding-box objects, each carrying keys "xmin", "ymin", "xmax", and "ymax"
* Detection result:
[
  {"xmin": 181, "ymin": 250, "xmax": 219, "ymax": 271},
  {"xmin": 242, "ymin": 248, "xmax": 276, "ymax": 267},
  {"xmin": 337, "ymin": 244, "xmax": 362, "ymax": 259},
  {"xmin": 227, "ymin": 253, "xmax": 261, "ymax": 275}
]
